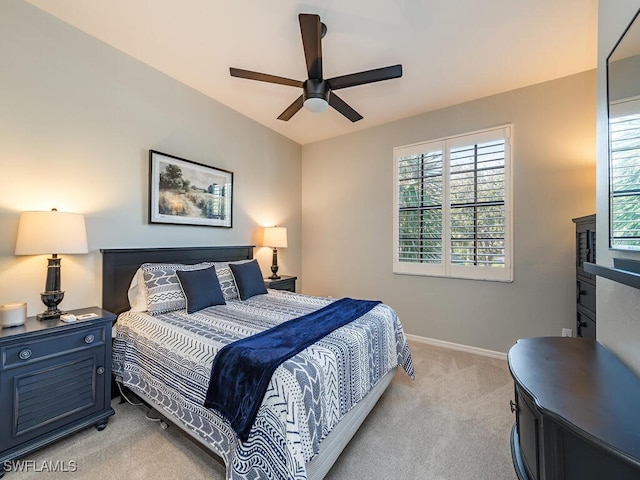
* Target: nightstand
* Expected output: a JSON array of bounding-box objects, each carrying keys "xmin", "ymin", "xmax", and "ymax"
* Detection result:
[
  {"xmin": 264, "ymin": 275, "xmax": 297, "ymax": 292},
  {"xmin": 0, "ymin": 307, "xmax": 115, "ymax": 477}
]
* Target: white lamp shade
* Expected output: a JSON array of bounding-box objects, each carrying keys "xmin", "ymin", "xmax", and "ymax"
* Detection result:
[
  {"xmin": 15, "ymin": 210, "xmax": 89, "ymax": 255},
  {"xmin": 263, "ymin": 226, "xmax": 288, "ymax": 248}
]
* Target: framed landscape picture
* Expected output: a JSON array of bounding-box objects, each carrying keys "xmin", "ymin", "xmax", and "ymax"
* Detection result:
[{"xmin": 149, "ymin": 150, "xmax": 233, "ymax": 228}]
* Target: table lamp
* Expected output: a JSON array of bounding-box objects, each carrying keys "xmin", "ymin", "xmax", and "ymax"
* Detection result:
[
  {"xmin": 15, "ymin": 209, "xmax": 88, "ymax": 320},
  {"xmin": 263, "ymin": 226, "xmax": 288, "ymax": 280}
]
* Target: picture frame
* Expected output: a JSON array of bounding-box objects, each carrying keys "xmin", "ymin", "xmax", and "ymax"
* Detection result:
[{"xmin": 149, "ymin": 150, "xmax": 233, "ymax": 228}]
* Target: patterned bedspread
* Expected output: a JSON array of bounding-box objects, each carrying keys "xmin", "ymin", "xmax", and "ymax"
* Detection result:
[{"xmin": 112, "ymin": 290, "xmax": 414, "ymax": 480}]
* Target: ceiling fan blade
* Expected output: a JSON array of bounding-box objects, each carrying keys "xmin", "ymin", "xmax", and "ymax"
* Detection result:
[
  {"xmin": 328, "ymin": 92, "xmax": 363, "ymax": 122},
  {"xmin": 327, "ymin": 64, "xmax": 403, "ymax": 90},
  {"xmin": 277, "ymin": 95, "xmax": 304, "ymax": 121},
  {"xmin": 299, "ymin": 14, "xmax": 323, "ymax": 79},
  {"xmin": 230, "ymin": 68, "xmax": 303, "ymax": 88}
]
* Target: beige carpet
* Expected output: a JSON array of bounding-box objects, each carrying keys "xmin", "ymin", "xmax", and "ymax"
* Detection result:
[{"xmin": 6, "ymin": 342, "xmax": 518, "ymax": 480}]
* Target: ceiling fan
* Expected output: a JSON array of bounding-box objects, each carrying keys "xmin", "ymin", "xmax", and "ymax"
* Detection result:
[{"xmin": 229, "ymin": 13, "xmax": 403, "ymax": 122}]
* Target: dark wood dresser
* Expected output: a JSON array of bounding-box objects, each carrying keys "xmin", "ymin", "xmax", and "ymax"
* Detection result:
[
  {"xmin": 508, "ymin": 337, "xmax": 640, "ymax": 480},
  {"xmin": 572, "ymin": 214, "xmax": 596, "ymax": 339}
]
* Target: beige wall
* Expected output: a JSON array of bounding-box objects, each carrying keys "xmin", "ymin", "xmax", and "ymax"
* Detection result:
[
  {"xmin": 302, "ymin": 72, "xmax": 596, "ymax": 353},
  {"xmin": 0, "ymin": 0, "xmax": 302, "ymax": 316},
  {"xmin": 596, "ymin": 0, "xmax": 640, "ymax": 375},
  {"xmin": 1, "ymin": 0, "xmax": 602, "ymax": 357}
]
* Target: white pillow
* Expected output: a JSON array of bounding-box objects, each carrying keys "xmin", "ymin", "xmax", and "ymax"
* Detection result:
[{"xmin": 127, "ymin": 268, "xmax": 148, "ymax": 312}]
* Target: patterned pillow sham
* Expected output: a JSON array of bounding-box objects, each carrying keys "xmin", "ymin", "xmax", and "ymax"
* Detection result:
[
  {"xmin": 213, "ymin": 261, "xmax": 248, "ymax": 301},
  {"xmin": 142, "ymin": 262, "xmax": 214, "ymax": 314}
]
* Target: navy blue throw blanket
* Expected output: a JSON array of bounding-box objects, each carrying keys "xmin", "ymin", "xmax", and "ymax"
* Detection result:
[{"xmin": 204, "ymin": 297, "xmax": 381, "ymax": 441}]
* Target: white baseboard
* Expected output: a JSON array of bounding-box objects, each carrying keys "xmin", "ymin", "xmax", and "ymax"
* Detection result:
[{"xmin": 406, "ymin": 334, "xmax": 507, "ymax": 361}]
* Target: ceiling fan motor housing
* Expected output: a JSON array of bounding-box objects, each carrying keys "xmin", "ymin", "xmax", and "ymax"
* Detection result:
[{"xmin": 303, "ymin": 79, "xmax": 329, "ymax": 102}]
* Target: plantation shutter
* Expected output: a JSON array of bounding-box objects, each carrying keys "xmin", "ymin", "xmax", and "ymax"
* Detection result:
[
  {"xmin": 396, "ymin": 143, "xmax": 444, "ymax": 265},
  {"xmin": 394, "ymin": 140, "xmax": 445, "ymax": 277},
  {"xmin": 393, "ymin": 126, "xmax": 512, "ymax": 281}
]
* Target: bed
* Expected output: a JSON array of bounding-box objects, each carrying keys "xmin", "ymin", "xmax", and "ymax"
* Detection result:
[{"xmin": 102, "ymin": 246, "xmax": 413, "ymax": 480}]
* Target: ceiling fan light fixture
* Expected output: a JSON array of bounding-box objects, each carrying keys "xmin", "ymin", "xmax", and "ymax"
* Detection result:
[
  {"xmin": 303, "ymin": 79, "xmax": 329, "ymax": 113},
  {"xmin": 304, "ymin": 97, "xmax": 329, "ymax": 113}
]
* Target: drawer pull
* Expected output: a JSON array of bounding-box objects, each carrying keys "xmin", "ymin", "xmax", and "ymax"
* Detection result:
[
  {"xmin": 84, "ymin": 334, "xmax": 95, "ymax": 344},
  {"xmin": 19, "ymin": 349, "xmax": 32, "ymax": 360},
  {"xmin": 510, "ymin": 400, "xmax": 518, "ymax": 413},
  {"xmin": 96, "ymin": 366, "xmax": 105, "ymax": 375}
]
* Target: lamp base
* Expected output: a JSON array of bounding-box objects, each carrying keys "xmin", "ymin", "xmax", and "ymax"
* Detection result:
[
  {"xmin": 38, "ymin": 290, "xmax": 65, "ymax": 321},
  {"xmin": 269, "ymin": 248, "xmax": 281, "ymax": 280}
]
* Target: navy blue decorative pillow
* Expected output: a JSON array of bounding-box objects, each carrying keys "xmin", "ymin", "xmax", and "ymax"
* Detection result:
[
  {"xmin": 176, "ymin": 266, "xmax": 225, "ymax": 313},
  {"xmin": 229, "ymin": 259, "xmax": 267, "ymax": 300}
]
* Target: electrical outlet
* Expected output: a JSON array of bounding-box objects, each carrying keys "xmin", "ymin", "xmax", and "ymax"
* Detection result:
[{"xmin": 562, "ymin": 328, "xmax": 573, "ymax": 337}]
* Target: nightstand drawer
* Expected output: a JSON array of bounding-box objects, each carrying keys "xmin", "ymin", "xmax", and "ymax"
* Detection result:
[{"xmin": 1, "ymin": 325, "xmax": 107, "ymax": 370}]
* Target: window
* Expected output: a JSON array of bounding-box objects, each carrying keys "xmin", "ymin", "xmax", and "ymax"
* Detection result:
[
  {"xmin": 393, "ymin": 126, "xmax": 513, "ymax": 281},
  {"xmin": 610, "ymin": 97, "xmax": 640, "ymax": 249}
]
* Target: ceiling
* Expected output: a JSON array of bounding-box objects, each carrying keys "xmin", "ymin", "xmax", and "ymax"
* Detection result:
[{"xmin": 25, "ymin": 0, "xmax": 598, "ymax": 145}]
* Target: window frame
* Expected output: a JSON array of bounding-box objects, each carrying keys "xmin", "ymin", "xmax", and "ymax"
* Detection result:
[{"xmin": 393, "ymin": 125, "xmax": 513, "ymax": 282}]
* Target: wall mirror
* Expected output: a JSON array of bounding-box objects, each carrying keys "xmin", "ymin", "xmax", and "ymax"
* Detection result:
[{"xmin": 608, "ymin": 8, "xmax": 640, "ymax": 250}]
